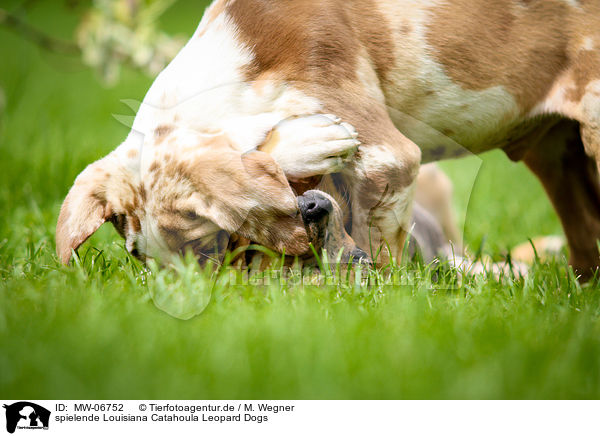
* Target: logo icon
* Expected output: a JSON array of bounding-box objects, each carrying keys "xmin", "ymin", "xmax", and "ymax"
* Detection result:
[{"xmin": 2, "ymin": 402, "xmax": 50, "ymax": 434}]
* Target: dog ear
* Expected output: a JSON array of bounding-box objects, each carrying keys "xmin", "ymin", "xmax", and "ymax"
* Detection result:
[
  {"xmin": 235, "ymin": 150, "xmax": 310, "ymax": 255},
  {"xmin": 56, "ymin": 157, "xmax": 119, "ymax": 264},
  {"xmin": 240, "ymin": 149, "xmax": 290, "ymax": 189},
  {"xmin": 184, "ymin": 149, "xmax": 309, "ymax": 256}
]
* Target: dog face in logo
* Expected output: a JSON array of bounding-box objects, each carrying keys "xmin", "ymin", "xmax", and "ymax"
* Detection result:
[{"xmin": 3, "ymin": 402, "xmax": 50, "ymax": 434}]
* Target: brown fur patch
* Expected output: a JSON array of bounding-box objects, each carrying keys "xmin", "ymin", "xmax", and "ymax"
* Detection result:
[
  {"xmin": 346, "ymin": 1, "xmax": 396, "ymax": 85},
  {"xmin": 227, "ymin": 0, "xmax": 357, "ymax": 82},
  {"xmin": 109, "ymin": 213, "xmax": 127, "ymax": 238},
  {"xmin": 289, "ymin": 176, "xmax": 323, "ymax": 196},
  {"xmin": 129, "ymin": 215, "xmax": 141, "ymax": 233},
  {"xmin": 148, "ymin": 161, "xmax": 160, "ymax": 174},
  {"xmin": 227, "ymin": 0, "xmax": 394, "ymax": 86},
  {"xmin": 154, "ymin": 125, "xmax": 174, "ymax": 144},
  {"xmin": 426, "ymin": 0, "xmax": 570, "ymax": 111}
]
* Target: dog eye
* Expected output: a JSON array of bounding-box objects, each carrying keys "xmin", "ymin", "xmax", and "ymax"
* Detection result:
[{"xmin": 182, "ymin": 210, "xmax": 199, "ymax": 220}]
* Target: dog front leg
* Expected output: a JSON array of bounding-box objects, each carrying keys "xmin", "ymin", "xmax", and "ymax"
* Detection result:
[
  {"xmin": 346, "ymin": 140, "xmax": 421, "ymax": 266},
  {"xmin": 316, "ymin": 95, "xmax": 422, "ymax": 266}
]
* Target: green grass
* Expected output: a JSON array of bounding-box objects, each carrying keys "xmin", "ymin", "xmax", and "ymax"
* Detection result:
[{"xmin": 1, "ymin": 2, "xmax": 600, "ymax": 399}]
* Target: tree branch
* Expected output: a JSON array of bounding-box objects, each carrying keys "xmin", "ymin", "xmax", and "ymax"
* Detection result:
[{"xmin": 0, "ymin": 7, "xmax": 80, "ymax": 55}]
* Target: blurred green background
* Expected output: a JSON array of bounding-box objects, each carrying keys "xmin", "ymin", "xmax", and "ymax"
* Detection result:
[{"xmin": 1, "ymin": 0, "xmax": 598, "ymax": 399}]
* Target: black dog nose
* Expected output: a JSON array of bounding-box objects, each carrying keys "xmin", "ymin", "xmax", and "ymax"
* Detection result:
[{"xmin": 298, "ymin": 191, "xmax": 333, "ymax": 223}]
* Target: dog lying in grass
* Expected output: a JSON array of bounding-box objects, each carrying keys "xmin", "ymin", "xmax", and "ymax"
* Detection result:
[{"xmin": 57, "ymin": 0, "xmax": 597, "ymax": 278}]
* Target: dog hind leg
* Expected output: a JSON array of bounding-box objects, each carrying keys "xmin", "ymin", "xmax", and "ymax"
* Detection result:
[{"xmin": 523, "ymin": 119, "xmax": 600, "ymax": 279}]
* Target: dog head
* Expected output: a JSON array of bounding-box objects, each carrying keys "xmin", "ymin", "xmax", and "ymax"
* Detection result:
[
  {"xmin": 56, "ymin": 129, "xmax": 312, "ymax": 265},
  {"xmin": 56, "ymin": 129, "xmax": 367, "ymax": 267}
]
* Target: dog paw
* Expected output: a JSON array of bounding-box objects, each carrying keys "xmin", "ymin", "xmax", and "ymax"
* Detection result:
[{"xmin": 263, "ymin": 114, "xmax": 360, "ymax": 180}]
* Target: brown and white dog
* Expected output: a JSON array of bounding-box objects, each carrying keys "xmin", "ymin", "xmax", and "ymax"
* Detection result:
[{"xmin": 57, "ymin": 0, "xmax": 600, "ymax": 277}]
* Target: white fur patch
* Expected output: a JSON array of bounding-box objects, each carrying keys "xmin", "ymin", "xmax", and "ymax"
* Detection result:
[
  {"xmin": 139, "ymin": 214, "xmax": 171, "ymax": 261},
  {"xmin": 561, "ymin": 0, "xmax": 581, "ymax": 9},
  {"xmin": 378, "ymin": 182, "xmax": 417, "ymax": 235},
  {"xmin": 582, "ymin": 36, "xmax": 595, "ymax": 51},
  {"xmin": 530, "ymin": 77, "xmax": 600, "ymax": 121}
]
